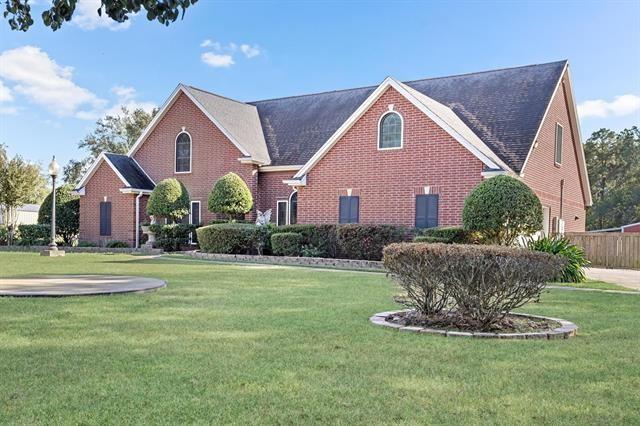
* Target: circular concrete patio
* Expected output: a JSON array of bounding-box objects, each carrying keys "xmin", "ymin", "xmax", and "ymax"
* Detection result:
[{"xmin": 0, "ymin": 275, "xmax": 166, "ymax": 297}]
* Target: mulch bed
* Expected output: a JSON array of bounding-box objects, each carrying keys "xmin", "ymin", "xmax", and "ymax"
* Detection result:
[{"xmin": 385, "ymin": 310, "xmax": 560, "ymax": 333}]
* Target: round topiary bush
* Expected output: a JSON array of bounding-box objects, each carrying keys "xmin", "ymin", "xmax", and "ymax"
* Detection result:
[
  {"xmin": 462, "ymin": 175, "xmax": 542, "ymax": 245},
  {"xmin": 147, "ymin": 178, "xmax": 190, "ymax": 222},
  {"xmin": 208, "ymin": 172, "xmax": 253, "ymax": 220},
  {"xmin": 38, "ymin": 184, "xmax": 80, "ymax": 245}
]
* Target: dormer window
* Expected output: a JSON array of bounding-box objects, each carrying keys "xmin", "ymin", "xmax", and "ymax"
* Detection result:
[
  {"xmin": 175, "ymin": 131, "xmax": 192, "ymax": 173},
  {"xmin": 378, "ymin": 111, "xmax": 403, "ymax": 149}
]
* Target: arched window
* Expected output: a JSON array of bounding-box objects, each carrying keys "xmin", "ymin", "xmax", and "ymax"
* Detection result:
[
  {"xmin": 378, "ymin": 112, "xmax": 403, "ymax": 149},
  {"xmin": 175, "ymin": 132, "xmax": 192, "ymax": 173},
  {"xmin": 288, "ymin": 191, "xmax": 298, "ymax": 225}
]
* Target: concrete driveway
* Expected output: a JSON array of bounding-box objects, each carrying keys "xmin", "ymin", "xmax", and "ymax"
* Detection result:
[{"xmin": 586, "ymin": 268, "xmax": 640, "ymax": 290}]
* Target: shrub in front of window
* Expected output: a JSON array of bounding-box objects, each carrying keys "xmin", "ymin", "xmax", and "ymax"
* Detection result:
[
  {"xmin": 150, "ymin": 223, "xmax": 194, "ymax": 252},
  {"xmin": 383, "ymin": 243, "xmax": 564, "ymax": 330},
  {"xmin": 526, "ymin": 236, "xmax": 590, "ymax": 283},
  {"xmin": 337, "ymin": 224, "xmax": 411, "ymax": 261},
  {"xmin": 270, "ymin": 224, "xmax": 338, "ymax": 258},
  {"xmin": 208, "ymin": 172, "xmax": 253, "ymax": 221},
  {"xmin": 197, "ymin": 223, "xmax": 268, "ymax": 255},
  {"xmin": 16, "ymin": 224, "xmax": 50, "ymax": 245},
  {"xmin": 271, "ymin": 232, "xmax": 303, "ymax": 257},
  {"xmin": 462, "ymin": 175, "xmax": 542, "ymax": 245},
  {"xmin": 415, "ymin": 226, "xmax": 476, "ymax": 244},
  {"xmin": 147, "ymin": 178, "xmax": 190, "ymax": 222},
  {"xmin": 105, "ymin": 240, "xmax": 130, "ymax": 248},
  {"xmin": 38, "ymin": 184, "xmax": 80, "ymax": 245}
]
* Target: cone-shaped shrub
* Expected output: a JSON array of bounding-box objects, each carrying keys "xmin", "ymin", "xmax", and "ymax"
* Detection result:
[
  {"xmin": 208, "ymin": 172, "xmax": 253, "ymax": 220},
  {"xmin": 147, "ymin": 178, "xmax": 190, "ymax": 222}
]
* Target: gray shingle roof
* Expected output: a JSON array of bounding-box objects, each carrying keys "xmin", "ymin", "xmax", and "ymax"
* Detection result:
[
  {"xmin": 105, "ymin": 153, "xmax": 155, "ymax": 190},
  {"xmin": 249, "ymin": 60, "xmax": 566, "ymax": 171},
  {"xmin": 184, "ymin": 86, "xmax": 270, "ymax": 164}
]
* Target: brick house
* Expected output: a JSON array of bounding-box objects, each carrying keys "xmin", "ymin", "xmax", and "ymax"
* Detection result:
[{"xmin": 76, "ymin": 60, "xmax": 592, "ymax": 247}]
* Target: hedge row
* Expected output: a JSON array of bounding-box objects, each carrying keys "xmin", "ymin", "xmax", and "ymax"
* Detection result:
[{"xmin": 197, "ymin": 223, "xmax": 412, "ymax": 260}]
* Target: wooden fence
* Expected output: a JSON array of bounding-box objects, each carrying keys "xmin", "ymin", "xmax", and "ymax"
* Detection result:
[{"xmin": 564, "ymin": 232, "xmax": 640, "ymax": 269}]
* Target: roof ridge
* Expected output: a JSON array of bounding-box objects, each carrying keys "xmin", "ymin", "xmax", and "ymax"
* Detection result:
[
  {"xmin": 404, "ymin": 60, "xmax": 568, "ymax": 84},
  {"xmin": 248, "ymin": 60, "xmax": 567, "ymax": 104},
  {"xmin": 186, "ymin": 85, "xmax": 256, "ymax": 108}
]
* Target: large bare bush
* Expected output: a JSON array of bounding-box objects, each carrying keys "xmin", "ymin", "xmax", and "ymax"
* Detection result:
[{"xmin": 383, "ymin": 243, "xmax": 564, "ymax": 330}]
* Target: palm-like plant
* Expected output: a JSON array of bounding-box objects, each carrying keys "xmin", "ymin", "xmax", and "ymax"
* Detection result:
[{"xmin": 527, "ymin": 236, "xmax": 590, "ymax": 283}]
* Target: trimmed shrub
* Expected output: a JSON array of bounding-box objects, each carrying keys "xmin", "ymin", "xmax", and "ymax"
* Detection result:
[
  {"xmin": 147, "ymin": 178, "xmax": 190, "ymax": 222},
  {"xmin": 76, "ymin": 240, "xmax": 97, "ymax": 247},
  {"xmin": 527, "ymin": 236, "xmax": 590, "ymax": 283},
  {"xmin": 270, "ymin": 224, "xmax": 338, "ymax": 258},
  {"xmin": 413, "ymin": 235, "xmax": 448, "ymax": 243},
  {"xmin": 105, "ymin": 240, "xmax": 130, "ymax": 248},
  {"xmin": 0, "ymin": 225, "xmax": 7, "ymax": 245},
  {"xmin": 337, "ymin": 224, "xmax": 410, "ymax": 260},
  {"xmin": 150, "ymin": 223, "xmax": 194, "ymax": 252},
  {"xmin": 416, "ymin": 226, "xmax": 475, "ymax": 244},
  {"xmin": 38, "ymin": 184, "xmax": 80, "ymax": 245},
  {"xmin": 462, "ymin": 175, "xmax": 542, "ymax": 246},
  {"xmin": 271, "ymin": 232, "xmax": 303, "ymax": 256},
  {"xmin": 208, "ymin": 173, "xmax": 253, "ymax": 219},
  {"xmin": 17, "ymin": 224, "xmax": 50, "ymax": 246},
  {"xmin": 197, "ymin": 223, "xmax": 268, "ymax": 254},
  {"xmin": 384, "ymin": 243, "xmax": 564, "ymax": 330}
]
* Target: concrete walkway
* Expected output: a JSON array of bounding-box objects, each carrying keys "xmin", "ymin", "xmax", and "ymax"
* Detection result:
[
  {"xmin": 0, "ymin": 275, "xmax": 165, "ymax": 297},
  {"xmin": 586, "ymin": 268, "xmax": 640, "ymax": 290}
]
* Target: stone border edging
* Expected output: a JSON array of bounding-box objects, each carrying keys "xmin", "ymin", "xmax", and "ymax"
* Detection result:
[
  {"xmin": 369, "ymin": 309, "xmax": 578, "ymax": 339},
  {"xmin": 0, "ymin": 245, "xmax": 162, "ymax": 255},
  {"xmin": 186, "ymin": 251, "xmax": 385, "ymax": 271}
]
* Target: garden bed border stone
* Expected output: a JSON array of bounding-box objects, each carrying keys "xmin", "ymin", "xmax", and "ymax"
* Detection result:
[
  {"xmin": 0, "ymin": 245, "xmax": 162, "ymax": 255},
  {"xmin": 370, "ymin": 309, "xmax": 578, "ymax": 339},
  {"xmin": 186, "ymin": 251, "xmax": 385, "ymax": 271}
]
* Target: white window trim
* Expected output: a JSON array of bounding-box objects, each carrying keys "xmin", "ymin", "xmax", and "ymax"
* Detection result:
[
  {"xmin": 175, "ymin": 130, "xmax": 193, "ymax": 174},
  {"xmin": 377, "ymin": 111, "xmax": 404, "ymax": 150},
  {"xmin": 288, "ymin": 190, "xmax": 298, "ymax": 225},
  {"xmin": 554, "ymin": 122, "xmax": 563, "ymax": 166},
  {"xmin": 189, "ymin": 200, "xmax": 201, "ymax": 245},
  {"xmin": 276, "ymin": 200, "xmax": 288, "ymax": 226}
]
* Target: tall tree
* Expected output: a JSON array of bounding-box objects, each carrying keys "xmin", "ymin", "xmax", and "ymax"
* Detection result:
[
  {"xmin": 65, "ymin": 106, "xmax": 156, "ymax": 185},
  {"xmin": 584, "ymin": 127, "xmax": 640, "ymax": 230},
  {"xmin": 0, "ymin": 154, "xmax": 47, "ymax": 233},
  {"xmin": 4, "ymin": 0, "xmax": 198, "ymax": 31}
]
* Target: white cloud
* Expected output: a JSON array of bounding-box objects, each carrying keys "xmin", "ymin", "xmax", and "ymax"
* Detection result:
[
  {"xmin": 201, "ymin": 52, "xmax": 235, "ymax": 68},
  {"xmin": 0, "ymin": 106, "xmax": 19, "ymax": 115},
  {"xmin": 104, "ymin": 85, "xmax": 156, "ymax": 116},
  {"xmin": 577, "ymin": 94, "xmax": 640, "ymax": 119},
  {"xmin": 0, "ymin": 80, "xmax": 13, "ymax": 102},
  {"xmin": 200, "ymin": 39, "xmax": 222, "ymax": 50},
  {"xmin": 72, "ymin": 0, "xmax": 132, "ymax": 31},
  {"xmin": 0, "ymin": 45, "xmax": 106, "ymax": 119},
  {"xmin": 240, "ymin": 44, "xmax": 260, "ymax": 58}
]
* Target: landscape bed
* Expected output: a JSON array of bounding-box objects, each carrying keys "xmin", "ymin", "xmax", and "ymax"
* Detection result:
[{"xmin": 0, "ymin": 252, "xmax": 638, "ymax": 424}]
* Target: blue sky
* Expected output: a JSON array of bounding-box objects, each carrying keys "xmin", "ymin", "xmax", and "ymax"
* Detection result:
[{"xmin": 1, "ymin": 0, "xmax": 639, "ymax": 170}]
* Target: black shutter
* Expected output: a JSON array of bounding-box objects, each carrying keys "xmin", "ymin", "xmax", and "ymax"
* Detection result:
[
  {"xmin": 339, "ymin": 196, "xmax": 349, "ymax": 224},
  {"xmin": 350, "ymin": 196, "xmax": 359, "ymax": 223},
  {"xmin": 100, "ymin": 201, "xmax": 112, "ymax": 236},
  {"xmin": 415, "ymin": 195, "xmax": 438, "ymax": 228}
]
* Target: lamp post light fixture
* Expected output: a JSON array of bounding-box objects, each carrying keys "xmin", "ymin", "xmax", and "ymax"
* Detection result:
[{"xmin": 40, "ymin": 156, "xmax": 65, "ymax": 257}]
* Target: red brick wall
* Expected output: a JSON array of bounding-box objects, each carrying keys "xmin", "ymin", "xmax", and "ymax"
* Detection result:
[
  {"xmin": 522, "ymin": 74, "xmax": 587, "ymax": 233},
  {"xmin": 296, "ymin": 87, "xmax": 485, "ymax": 226},
  {"xmin": 79, "ymin": 161, "xmax": 137, "ymax": 245},
  {"xmin": 133, "ymin": 92, "xmax": 258, "ymax": 223},
  {"xmin": 257, "ymin": 170, "xmax": 296, "ymax": 221}
]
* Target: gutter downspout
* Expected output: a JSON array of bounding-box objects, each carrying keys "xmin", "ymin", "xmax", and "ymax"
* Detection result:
[{"xmin": 135, "ymin": 191, "xmax": 144, "ymax": 249}]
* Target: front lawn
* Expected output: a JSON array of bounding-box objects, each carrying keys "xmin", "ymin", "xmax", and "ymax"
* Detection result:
[{"xmin": 0, "ymin": 253, "xmax": 638, "ymax": 424}]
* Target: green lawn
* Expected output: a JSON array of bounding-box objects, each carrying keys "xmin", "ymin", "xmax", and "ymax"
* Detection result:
[
  {"xmin": 550, "ymin": 279, "xmax": 637, "ymax": 292},
  {"xmin": 0, "ymin": 253, "xmax": 638, "ymax": 424}
]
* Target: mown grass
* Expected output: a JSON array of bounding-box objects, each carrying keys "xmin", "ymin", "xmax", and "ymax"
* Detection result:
[
  {"xmin": 551, "ymin": 279, "xmax": 637, "ymax": 292},
  {"xmin": 0, "ymin": 252, "xmax": 638, "ymax": 424}
]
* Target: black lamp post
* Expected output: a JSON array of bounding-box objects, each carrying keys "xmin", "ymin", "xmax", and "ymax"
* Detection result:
[{"xmin": 41, "ymin": 156, "xmax": 64, "ymax": 256}]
